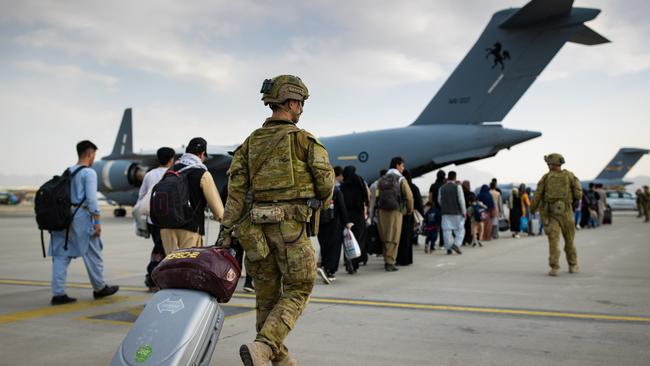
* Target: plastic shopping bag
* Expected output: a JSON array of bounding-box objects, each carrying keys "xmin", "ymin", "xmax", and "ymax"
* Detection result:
[{"xmin": 343, "ymin": 228, "xmax": 362, "ymax": 259}]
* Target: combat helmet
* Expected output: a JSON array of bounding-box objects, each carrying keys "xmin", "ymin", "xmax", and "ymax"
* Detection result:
[
  {"xmin": 260, "ymin": 75, "xmax": 309, "ymax": 106},
  {"xmin": 544, "ymin": 153, "xmax": 565, "ymax": 165}
]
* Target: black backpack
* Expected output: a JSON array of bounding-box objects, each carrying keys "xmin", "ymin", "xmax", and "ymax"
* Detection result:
[
  {"xmin": 34, "ymin": 166, "xmax": 88, "ymax": 257},
  {"xmin": 377, "ymin": 174, "xmax": 402, "ymax": 211},
  {"xmin": 150, "ymin": 166, "xmax": 201, "ymax": 228}
]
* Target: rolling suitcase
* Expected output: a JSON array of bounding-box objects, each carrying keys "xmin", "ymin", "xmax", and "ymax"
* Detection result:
[
  {"xmin": 111, "ymin": 246, "xmax": 240, "ymax": 366},
  {"xmin": 530, "ymin": 217, "xmax": 541, "ymax": 235},
  {"xmin": 110, "ymin": 289, "xmax": 224, "ymax": 366},
  {"xmin": 603, "ymin": 205, "xmax": 612, "ymax": 224}
]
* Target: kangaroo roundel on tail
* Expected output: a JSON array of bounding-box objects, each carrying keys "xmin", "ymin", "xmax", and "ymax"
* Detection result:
[{"xmin": 411, "ymin": 0, "xmax": 609, "ymax": 126}]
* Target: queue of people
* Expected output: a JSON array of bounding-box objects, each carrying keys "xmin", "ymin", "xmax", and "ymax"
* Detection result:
[{"xmin": 43, "ymin": 76, "xmax": 631, "ymax": 366}]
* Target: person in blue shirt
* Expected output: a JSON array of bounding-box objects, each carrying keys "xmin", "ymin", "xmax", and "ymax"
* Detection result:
[{"xmin": 49, "ymin": 140, "xmax": 119, "ymax": 305}]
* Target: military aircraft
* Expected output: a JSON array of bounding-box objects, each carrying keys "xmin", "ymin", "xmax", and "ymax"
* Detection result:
[
  {"xmin": 587, "ymin": 148, "xmax": 649, "ymax": 190},
  {"xmin": 92, "ymin": 0, "xmax": 609, "ymax": 216}
]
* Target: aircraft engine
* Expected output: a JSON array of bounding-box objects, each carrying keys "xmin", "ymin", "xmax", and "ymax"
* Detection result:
[{"xmin": 92, "ymin": 160, "xmax": 147, "ymax": 192}]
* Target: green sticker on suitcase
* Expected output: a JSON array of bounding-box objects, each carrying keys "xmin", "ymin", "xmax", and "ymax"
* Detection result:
[{"xmin": 135, "ymin": 344, "xmax": 152, "ymax": 363}]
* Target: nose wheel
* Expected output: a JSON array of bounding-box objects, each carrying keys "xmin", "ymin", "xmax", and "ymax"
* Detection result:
[{"xmin": 113, "ymin": 208, "xmax": 127, "ymax": 217}]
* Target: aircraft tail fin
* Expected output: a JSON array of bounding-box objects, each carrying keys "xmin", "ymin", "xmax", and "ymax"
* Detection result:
[
  {"xmin": 594, "ymin": 148, "xmax": 649, "ymax": 181},
  {"xmin": 411, "ymin": 0, "xmax": 608, "ymax": 126},
  {"xmin": 109, "ymin": 108, "xmax": 133, "ymax": 157}
]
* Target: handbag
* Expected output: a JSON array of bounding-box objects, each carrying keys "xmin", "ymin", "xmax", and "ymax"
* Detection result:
[
  {"xmin": 520, "ymin": 216, "xmax": 529, "ymax": 233},
  {"xmin": 365, "ymin": 222, "xmax": 383, "ymax": 255},
  {"xmin": 343, "ymin": 228, "xmax": 362, "ymax": 259},
  {"xmin": 152, "ymin": 246, "xmax": 241, "ymax": 303}
]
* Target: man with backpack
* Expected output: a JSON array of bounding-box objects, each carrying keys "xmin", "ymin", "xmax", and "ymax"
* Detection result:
[
  {"xmin": 152, "ymin": 137, "xmax": 224, "ymax": 254},
  {"xmin": 377, "ymin": 157, "xmax": 414, "ymax": 272},
  {"xmin": 135, "ymin": 146, "xmax": 176, "ymax": 292},
  {"xmin": 44, "ymin": 140, "xmax": 119, "ymax": 305}
]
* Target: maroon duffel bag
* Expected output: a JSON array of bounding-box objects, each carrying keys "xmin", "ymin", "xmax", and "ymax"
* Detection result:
[{"xmin": 152, "ymin": 246, "xmax": 241, "ymax": 303}]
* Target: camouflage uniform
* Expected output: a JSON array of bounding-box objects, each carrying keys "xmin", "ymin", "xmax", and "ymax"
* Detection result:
[
  {"xmin": 222, "ymin": 79, "xmax": 334, "ymax": 361},
  {"xmin": 531, "ymin": 154, "xmax": 582, "ymax": 274},
  {"xmin": 642, "ymin": 186, "xmax": 650, "ymax": 222}
]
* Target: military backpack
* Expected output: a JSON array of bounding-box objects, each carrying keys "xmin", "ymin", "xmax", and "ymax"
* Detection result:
[{"xmin": 543, "ymin": 171, "xmax": 572, "ymax": 202}]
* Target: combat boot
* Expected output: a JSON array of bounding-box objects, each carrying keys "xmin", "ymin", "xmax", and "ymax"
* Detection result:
[
  {"xmin": 272, "ymin": 355, "xmax": 299, "ymax": 366},
  {"xmin": 240, "ymin": 342, "xmax": 273, "ymax": 366},
  {"xmin": 569, "ymin": 265, "xmax": 579, "ymax": 274},
  {"xmin": 548, "ymin": 268, "xmax": 559, "ymax": 277}
]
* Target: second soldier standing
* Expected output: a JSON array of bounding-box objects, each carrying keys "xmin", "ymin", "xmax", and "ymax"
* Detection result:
[
  {"xmin": 530, "ymin": 153, "xmax": 583, "ymax": 276},
  {"xmin": 219, "ymin": 75, "xmax": 334, "ymax": 366}
]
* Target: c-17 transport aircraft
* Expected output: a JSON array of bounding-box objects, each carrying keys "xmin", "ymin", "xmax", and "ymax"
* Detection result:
[{"xmin": 92, "ymin": 0, "xmax": 609, "ymax": 216}]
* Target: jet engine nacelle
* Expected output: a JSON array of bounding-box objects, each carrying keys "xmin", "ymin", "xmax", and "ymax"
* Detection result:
[{"xmin": 92, "ymin": 160, "xmax": 147, "ymax": 192}]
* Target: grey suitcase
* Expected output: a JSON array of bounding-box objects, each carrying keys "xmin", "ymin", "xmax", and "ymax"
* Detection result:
[
  {"xmin": 110, "ymin": 288, "xmax": 225, "ymax": 366},
  {"xmin": 530, "ymin": 217, "xmax": 541, "ymax": 235}
]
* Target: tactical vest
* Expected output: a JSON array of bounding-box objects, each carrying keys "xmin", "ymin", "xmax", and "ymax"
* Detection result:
[
  {"xmin": 248, "ymin": 123, "xmax": 316, "ymax": 202},
  {"xmin": 543, "ymin": 170, "xmax": 572, "ymax": 203}
]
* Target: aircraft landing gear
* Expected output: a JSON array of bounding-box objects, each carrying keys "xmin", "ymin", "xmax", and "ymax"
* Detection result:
[{"xmin": 114, "ymin": 208, "xmax": 127, "ymax": 217}]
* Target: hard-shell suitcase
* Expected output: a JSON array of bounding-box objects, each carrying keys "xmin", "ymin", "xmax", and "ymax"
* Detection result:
[
  {"xmin": 110, "ymin": 289, "xmax": 225, "ymax": 366},
  {"xmin": 530, "ymin": 217, "xmax": 541, "ymax": 235}
]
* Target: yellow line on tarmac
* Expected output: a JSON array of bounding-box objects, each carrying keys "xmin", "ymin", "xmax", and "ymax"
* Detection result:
[
  {"xmin": 234, "ymin": 293, "xmax": 650, "ymax": 323},
  {"xmin": 0, "ymin": 296, "xmax": 144, "ymax": 325},
  {"xmin": 0, "ymin": 279, "xmax": 145, "ymax": 293},
  {"xmin": 4, "ymin": 279, "xmax": 650, "ymax": 323}
]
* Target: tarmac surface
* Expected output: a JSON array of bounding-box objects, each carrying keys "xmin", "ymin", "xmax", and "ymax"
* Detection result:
[{"xmin": 0, "ymin": 207, "xmax": 649, "ymax": 365}]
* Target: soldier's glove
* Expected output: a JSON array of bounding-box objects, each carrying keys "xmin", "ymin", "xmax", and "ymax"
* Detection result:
[{"xmin": 216, "ymin": 228, "xmax": 233, "ymax": 249}]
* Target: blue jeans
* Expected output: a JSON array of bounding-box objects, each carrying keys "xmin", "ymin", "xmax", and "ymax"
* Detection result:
[
  {"xmin": 573, "ymin": 211, "xmax": 581, "ymax": 226},
  {"xmin": 425, "ymin": 229, "xmax": 438, "ymax": 250},
  {"xmin": 51, "ymin": 238, "xmax": 105, "ymax": 296}
]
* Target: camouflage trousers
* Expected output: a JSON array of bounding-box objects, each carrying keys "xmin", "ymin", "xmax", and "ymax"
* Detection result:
[
  {"xmin": 543, "ymin": 211, "xmax": 577, "ymax": 270},
  {"xmin": 244, "ymin": 219, "xmax": 316, "ymax": 361}
]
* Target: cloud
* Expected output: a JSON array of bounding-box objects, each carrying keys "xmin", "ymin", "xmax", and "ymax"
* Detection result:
[
  {"xmin": 14, "ymin": 59, "xmax": 119, "ymax": 90},
  {"xmin": 5, "ymin": 0, "xmax": 648, "ymax": 93}
]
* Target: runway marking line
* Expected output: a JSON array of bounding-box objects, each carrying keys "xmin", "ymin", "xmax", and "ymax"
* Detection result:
[
  {"xmin": 0, "ymin": 295, "xmax": 144, "ymax": 325},
  {"xmin": 3, "ymin": 279, "xmax": 650, "ymax": 324}
]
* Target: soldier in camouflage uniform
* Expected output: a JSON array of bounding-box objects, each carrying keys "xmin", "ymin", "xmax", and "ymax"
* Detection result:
[
  {"xmin": 642, "ymin": 186, "xmax": 650, "ymax": 223},
  {"xmin": 219, "ymin": 75, "xmax": 334, "ymax": 366},
  {"xmin": 530, "ymin": 153, "xmax": 583, "ymax": 276}
]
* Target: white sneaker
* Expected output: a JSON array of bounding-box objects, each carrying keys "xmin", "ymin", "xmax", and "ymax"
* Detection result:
[{"xmin": 317, "ymin": 268, "xmax": 331, "ymax": 284}]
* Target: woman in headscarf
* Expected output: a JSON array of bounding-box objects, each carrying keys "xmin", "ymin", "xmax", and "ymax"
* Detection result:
[
  {"xmin": 340, "ymin": 165, "xmax": 370, "ymax": 273},
  {"xmin": 462, "ymin": 180, "xmax": 473, "ymax": 246},
  {"xmin": 509, "ymin": 187, "xmax": 523, "ymax": 238},
  {"xmin": 520, "ymin": 184, "xmax": 531, "ymax": 235},
  {"xmin": 396, "ymin": 169, "xmax": 418, "ymax": 265},
  {"xmin": 478, "ymin": 184, "xmax": 495, "ymax": 241}
]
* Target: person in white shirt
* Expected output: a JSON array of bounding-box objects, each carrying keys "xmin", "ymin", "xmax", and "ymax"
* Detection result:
[{"xmin": 137, "ymin": 147, "xmax": 176, "ymax": 291}]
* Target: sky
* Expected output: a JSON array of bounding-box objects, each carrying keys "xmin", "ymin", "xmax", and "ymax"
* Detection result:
[{"xmin": 1, "ymin": 0, "xmax": 649, "ymax": 189}]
